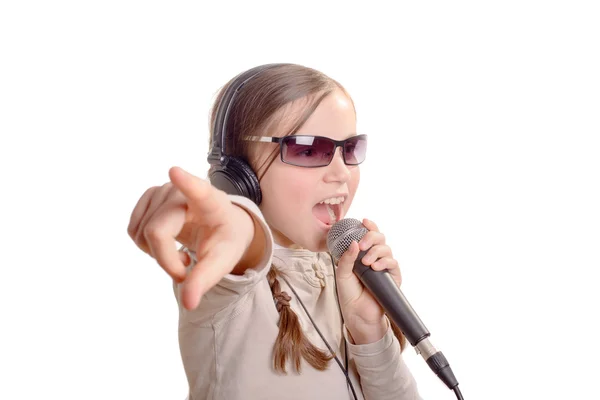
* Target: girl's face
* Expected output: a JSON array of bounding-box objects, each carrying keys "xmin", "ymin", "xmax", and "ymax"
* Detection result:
[{"xmin": 255, "ymin": 89, "xmax": 360, "ymax": 252}]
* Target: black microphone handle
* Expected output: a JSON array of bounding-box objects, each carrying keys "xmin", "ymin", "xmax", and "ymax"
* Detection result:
[
  {"xmin": 353, "ymin": 249, "xmax": 430, "ymax": 346},
  {"xmin": 352, "ymin": 249, "xmax": 459, "ymax": 390}
]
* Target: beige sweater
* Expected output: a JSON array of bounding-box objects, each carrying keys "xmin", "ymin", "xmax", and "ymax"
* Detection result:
[{"xmin": 174, "ymin": 195, "xmax": 421, "ymax": 400}]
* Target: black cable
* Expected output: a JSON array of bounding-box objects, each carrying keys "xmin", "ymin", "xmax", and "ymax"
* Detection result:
[
  {"xmin": 186, "ymin": 247, "xmax": 356, "ymax": 399},
  {"xmin": 279, "ymin": 271, "xmax": 358, "ymax": 400},
  {"xmin": 454, "ymin": 386, "xmax": 464, "ymax": 400},
  {"xmin": 283, "ymin": 254, "xmax": 465, "ymax": 400},
  {"xmin": 329, "ymin": 254, "xmax": 350, "ymax": 393},
  {"xmin": 329, "ymin": 255, "xmax": 465, "ymax": 400}
]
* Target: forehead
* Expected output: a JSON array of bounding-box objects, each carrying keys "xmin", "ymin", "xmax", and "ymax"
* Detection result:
[
  {"xmin": 272, "ymin": 89, "xmax": 357, "ymax": 140},
  {"xmin": 249, "ymin": 89, "xmax": 357, "ymax": 174}
]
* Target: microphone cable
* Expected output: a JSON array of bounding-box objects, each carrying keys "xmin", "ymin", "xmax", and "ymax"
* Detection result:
[{"xmin": 454, "ymin": 386, "xmax": 464, "ymax": 400}]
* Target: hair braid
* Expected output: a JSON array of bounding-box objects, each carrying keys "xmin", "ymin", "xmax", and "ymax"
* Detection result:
[{"xmin": 267, "ymin": 266, "xmax": 333, "ymax": 374}]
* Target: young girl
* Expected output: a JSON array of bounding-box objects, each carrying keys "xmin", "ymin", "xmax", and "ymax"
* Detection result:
[{"xmin": 127, "ymin": 63, "xmax": 422, "ymax": 399}]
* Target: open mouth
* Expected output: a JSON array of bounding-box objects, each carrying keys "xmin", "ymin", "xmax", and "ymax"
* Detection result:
[{"xmin": 312, "ymin": 198, "xmax": 344, "ymax": 227}]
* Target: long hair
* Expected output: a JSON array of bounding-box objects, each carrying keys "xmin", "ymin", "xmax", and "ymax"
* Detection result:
[{"xmin": 209, "ymin": 64, "xmax": 406, "ymax": 373}]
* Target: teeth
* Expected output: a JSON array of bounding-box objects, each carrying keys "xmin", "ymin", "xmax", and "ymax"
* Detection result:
[
  {"xmin": 326, "ymin": 204, "xmax": 336, "ymax": 223},
  {"xmin": 319, "ymin": 196, "xmax": 345, "ymax": 205}
]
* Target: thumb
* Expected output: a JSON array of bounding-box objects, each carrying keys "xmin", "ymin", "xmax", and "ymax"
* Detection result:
[{"xmin": 336, "ymin": 240, "xmax": 360, "ymax": 279}]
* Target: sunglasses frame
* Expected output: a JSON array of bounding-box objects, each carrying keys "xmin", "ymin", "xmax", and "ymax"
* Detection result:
[{"xmin": 243, "ymin": 134, "xmax": 368, "ymax": 168}]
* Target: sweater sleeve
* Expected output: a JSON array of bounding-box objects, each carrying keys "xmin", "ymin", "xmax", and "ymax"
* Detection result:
[
  {"xmin": 173, "ymin": 195, "xmax": 274, "ymax": 325},
  {"xmin": 346, "ymin": 321, "xmax": 422, "ymax": 400}
]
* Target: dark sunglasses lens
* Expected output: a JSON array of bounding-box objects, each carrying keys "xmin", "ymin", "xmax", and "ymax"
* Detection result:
[
  {"xmin": 343, "ymin": 136, "xmax": 367, "ymax": 165},
  {"xmin": 282, "ymin": 136, "xmax": 335, "ymax": 167}
]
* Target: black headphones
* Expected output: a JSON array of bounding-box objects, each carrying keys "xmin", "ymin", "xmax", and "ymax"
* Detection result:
[{"xmin": 207, "ymin": 63, "xmax": 285, "ymax": 205}]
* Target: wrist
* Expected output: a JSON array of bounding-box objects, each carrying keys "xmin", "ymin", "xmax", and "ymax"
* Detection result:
[
  {"xmin": 346, "ymin": 316, "xmax": 388, "ymax": 345},
  {"xmin": 231, "ymin": 205, "xmax": 266, "ymax": 275}
]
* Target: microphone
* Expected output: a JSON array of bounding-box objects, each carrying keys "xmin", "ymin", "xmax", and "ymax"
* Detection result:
[{"xmin": 327, "ymin": 218, "xmax": 459, "ymax": 391}]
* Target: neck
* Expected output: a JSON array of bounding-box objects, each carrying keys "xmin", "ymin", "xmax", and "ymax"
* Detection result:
[
  {"xmin": 274, "ymin": 241, "xmax": 305, "ymax": 250},
  {"xmin": 271, "ymin": 228, "xmax": 305, "ymax": 250}
]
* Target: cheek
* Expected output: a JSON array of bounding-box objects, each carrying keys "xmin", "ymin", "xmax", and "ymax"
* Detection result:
[
  {"xmin": 279, "ymin": 173, "xmax": 314, "ymax": 207},
  {"xmin": 350, "ymin": 168, "xmax": 361, "ymax": 192},
  {"xmin": 260, "ymin": 167, "xmax": 314, "ymax": 219},
  {"xmin": 344, "ymin": 168, "xmax": 361, "ymax": 207},
  {"xmin": 271, "ymin": 180, "xmax": 303, "ymax": 207}
]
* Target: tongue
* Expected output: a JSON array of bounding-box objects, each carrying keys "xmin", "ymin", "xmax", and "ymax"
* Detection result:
[{"xmin": 312, "ymin": 203, "xmax": 336, "ymax": 225}]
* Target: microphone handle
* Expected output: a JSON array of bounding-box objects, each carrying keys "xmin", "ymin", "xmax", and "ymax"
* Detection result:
[
  {"xmin": 353, "ymin": 250, "xmax": 430, "ymax": 346},
  {"xmin": 352, "ymin": 250, "xmax": 459, "ymax": 390}
]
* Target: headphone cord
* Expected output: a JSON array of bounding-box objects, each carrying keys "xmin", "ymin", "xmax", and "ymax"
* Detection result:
[
  {"xmin": 329, "ymin": 254, "xmax": 465, "ymax": 400},
  {"xmin": 329, "ymin": 253, "xmax": 351, "ymax": 393},
  {"xmin": 279, "ymin": 261, "xmax": 359, "ymax": 400}
]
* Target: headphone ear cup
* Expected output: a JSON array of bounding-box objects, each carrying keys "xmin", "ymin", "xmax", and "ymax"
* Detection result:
[{"xmin": 208, "ymin": 156, "xmax": 262, "ymax": 205}]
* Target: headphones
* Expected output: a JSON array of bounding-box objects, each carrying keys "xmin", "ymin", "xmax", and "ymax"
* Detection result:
[{"xmin": 207, "ymin": 63, "xmax": 285, "ymax": 205}]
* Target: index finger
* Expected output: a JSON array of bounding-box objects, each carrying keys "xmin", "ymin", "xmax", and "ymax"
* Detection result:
[
  {"xmin": 362, "ymin": 218, "xmax": 380, "ymax": 232},
  {"xmin": 168, "ymin": 167, "xmax": 226, "ymax": 224}
]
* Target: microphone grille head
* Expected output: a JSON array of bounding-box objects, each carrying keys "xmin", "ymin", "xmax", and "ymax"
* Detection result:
[{"xmin": 327, "ymin": 218, "xmax": 369, "ymax": 261}]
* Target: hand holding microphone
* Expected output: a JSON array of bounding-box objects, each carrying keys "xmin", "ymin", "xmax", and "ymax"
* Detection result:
[
  {"xmin": 332, "ymin": 218, "xmax": 404, "ymax": 344},
  {"xmin": 328, "ymin": 218, "xmax": 462, "ymax": 396}
]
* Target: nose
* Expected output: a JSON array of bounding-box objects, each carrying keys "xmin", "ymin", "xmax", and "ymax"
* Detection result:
[{"xmin": 324, "ymin": 147, "xmax": 351, "ymax": 183}]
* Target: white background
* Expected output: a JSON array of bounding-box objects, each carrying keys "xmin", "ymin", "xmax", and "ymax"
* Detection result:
[{"xmin": 1, "ymin": 1, "xmax": 599, "ymax": 399}]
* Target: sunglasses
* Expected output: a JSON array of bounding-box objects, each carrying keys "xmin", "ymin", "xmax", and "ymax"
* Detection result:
[{"xmin": 243, "ymin": 134, "xmax": 368, "ymax": 168}]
